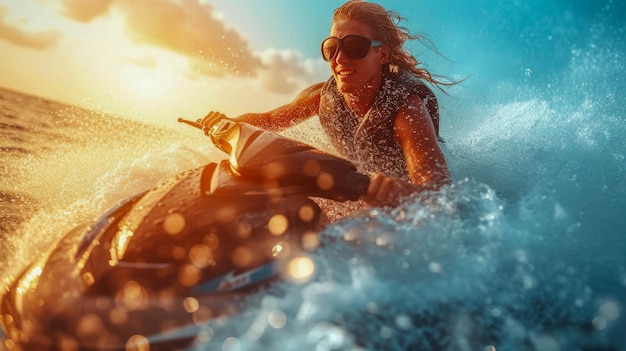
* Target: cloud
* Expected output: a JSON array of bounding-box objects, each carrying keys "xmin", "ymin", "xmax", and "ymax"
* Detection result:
[
  {"xmin": 59, "ymin": 0, "xmax": 115, "ymax": 23},
  {"xmin": 0, "ymin": 6, "xmax": 61, "ymax": 50},
  {"xmin": 118, "ymin": 0, "xmax": 263, "ymax": 78},
  {"xmin": 59, "ymin": 0, "xmax": 261, "ymax": 76},
  {"xmin": 258, "ymin": 49, "xmax": 324, "ymax": 94},
  {"xmin": 56, "ymin": 0, "xmax": 323, "ymax": 94}
]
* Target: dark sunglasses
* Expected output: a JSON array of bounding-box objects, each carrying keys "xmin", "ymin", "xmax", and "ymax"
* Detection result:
[{"xmin": 320, "ymin": 35, "xmax": 383, "ymax": 62}]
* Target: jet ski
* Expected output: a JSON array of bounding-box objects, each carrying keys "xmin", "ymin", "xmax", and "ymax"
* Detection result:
[{"xmin": 0, "ymin": 116, "xmax": 369, "ymax": 350}]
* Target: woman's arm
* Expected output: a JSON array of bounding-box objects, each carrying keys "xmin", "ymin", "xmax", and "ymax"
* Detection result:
[
  {"xmin": 364, "ymin": 94, "xmax": 450, "ymax": 206},
  {"xmin": 235, "ymin": 82, "xmax": 325, "ymax": 132},
  {"xmin": 394, "ymin": 94, "xmax": 450, "ymax": 189}
]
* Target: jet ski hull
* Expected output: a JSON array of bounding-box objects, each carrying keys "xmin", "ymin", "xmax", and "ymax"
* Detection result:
[
  {"xmin": 0, "ymin": 120, "xmax": 368, "ymax": 350},
  {"xmin": 0, "ymin": 162, "xmax": 320, "ymax": 350}
]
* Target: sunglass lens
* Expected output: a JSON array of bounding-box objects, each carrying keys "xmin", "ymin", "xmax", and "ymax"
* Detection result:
[
  {"xmin": 321, "ymin": 38, "xmax": 339, "ymax": 61},
  {"xmin": 320, "ymin": 35, "xmax": 375, "ymax": 61},
  {"xmin": 342, "ymin": 35, "xmax": 371, "ymax": 59}
]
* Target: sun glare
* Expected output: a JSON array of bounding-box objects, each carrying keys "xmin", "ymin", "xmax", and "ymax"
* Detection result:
[
  {"xmin": 122, "ymin": 66, "xmax": 167, "ymax": 101},
  {"xmin": 137, "ymin": 75, "xmax": 165, "ymax": 100},
  {"xmin": 0, "ymin": 0, "xmax": 289, "ymax": 126}
]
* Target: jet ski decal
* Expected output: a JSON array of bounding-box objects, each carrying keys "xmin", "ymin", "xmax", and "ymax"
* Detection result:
[{"xmin": 193, "ymin": 261, "xmax": 280, "ymax": 293}]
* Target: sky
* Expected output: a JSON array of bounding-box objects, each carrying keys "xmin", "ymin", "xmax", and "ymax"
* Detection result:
[{"xmin": 0, "ymin": 0, "xmax": 426, "ymax": 126}]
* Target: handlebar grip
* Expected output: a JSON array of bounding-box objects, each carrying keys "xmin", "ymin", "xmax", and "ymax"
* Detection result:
[
  {"xmin": 198, "ymin": 111, "xmax": 228, "ymax": 129},
  {"xmin": 343, "ymin": 171, "xmax": 370, "ymax": 199}
]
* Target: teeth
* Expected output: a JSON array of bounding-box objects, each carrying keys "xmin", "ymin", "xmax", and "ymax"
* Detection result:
[{"xmin": 337, "ymin": 70, "xmax": 355, "ymax": 76}]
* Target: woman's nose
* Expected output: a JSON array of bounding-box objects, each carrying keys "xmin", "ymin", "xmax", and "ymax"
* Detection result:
[{"xmin": 334, "ymin": 47, "xmax": 351, "ymax": 64}]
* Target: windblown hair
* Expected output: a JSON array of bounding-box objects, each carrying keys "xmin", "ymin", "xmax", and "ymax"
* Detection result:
[{"xmin": 333, "ymin": 0, "xmax": 459, "ymax": 90}]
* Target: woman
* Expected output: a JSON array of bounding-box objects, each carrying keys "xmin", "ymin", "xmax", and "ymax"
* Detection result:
[{"xmin": 204, "ymin": 0, "xmax": 454, "ymax": 207}]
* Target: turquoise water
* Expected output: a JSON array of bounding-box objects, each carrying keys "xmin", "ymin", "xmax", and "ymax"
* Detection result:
[
  {"xmin": 194, "ymin": 1, "xmax": 626, "ymax": 349},
  {"xmin": 1, "ymin": 1, "xmax": 624, "ymax": 350}
]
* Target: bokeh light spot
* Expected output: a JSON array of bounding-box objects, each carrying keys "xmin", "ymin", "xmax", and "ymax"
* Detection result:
[
  {"xmin": 302, "ymin": 231, "xmax": 320, "ymax": 251},
  {"xmin": 232, "ymin": 246, "xmax": 254, "ymax": 267},
  {"xmin": 223, "ymin": 337, "xmax": 241, "ymax": 351},
  {"xmin": 163, "ymin": 213, "xmax": 186, "ymax": 235},
  {"xmin": 302, "ymin": 160, "xmax": 321, "ymax": 177},
  {"xmin": 298, "ymin": 204, "xmax": 315, "ymax": 222},
  {"xmin": 183, "ymin": 296, "xmax": 199, "ymax": 313},
  {"xmin": 189, "ymin": 244, "xmax": 214, "ymax": 268},
  {"xmin": 272, "ymin": 242, "xmax": 290, "ymax": 257},
  {"xmin": 193, "ymin": 306, "xmax": 214, "ymax": 324},
  {"xmin": 285, "ymin": 256, "xmax": 315, "ymax": 283},
  {"xmin": 316, "ymin": 172, "xmax": 334, "ymax": 191},
  {"xmin": 268, "ymin": 309, "xmax": 287, "ymax": 329},
  {"xmin": 268, "ymin": 214, "xmax": 288, "ymax": 236},
  {"xmin": 126, "ymin": 334, "xmax": 149, "ymax": 351},
  {"xmin": 172, "ymin": 246, "xmax": 186, "ymax": 260},
  {"xmin": 178, "ymin": 264, "xmax": 201, "ymax": 287}
]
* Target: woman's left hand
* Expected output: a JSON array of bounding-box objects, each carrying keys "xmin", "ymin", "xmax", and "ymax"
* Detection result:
[{"xmin": 363, "ymin": 173, "xmax": 419, "ymax": 207}]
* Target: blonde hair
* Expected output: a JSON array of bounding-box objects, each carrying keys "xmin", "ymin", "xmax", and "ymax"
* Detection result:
[{"xmin": 333, "ymin": 0, "xmax": 458, "ymax": 90}]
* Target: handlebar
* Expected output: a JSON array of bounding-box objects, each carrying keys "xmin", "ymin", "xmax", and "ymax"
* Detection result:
[
  {"xmin": 178, "ymin": 117, "xmax": 210, "ymax": 135},
  {"xmin": 177, "ymin": 117, "xmax": 201, "ymax": 128},
  {"xmin": 178, "ymin": 116, "xmax": 370, "ymax": 201}
]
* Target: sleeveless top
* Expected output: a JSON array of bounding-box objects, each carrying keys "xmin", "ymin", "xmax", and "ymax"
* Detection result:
[{"xmin": 318, "ymin": 68, "xmax": 439, "ymax": 181}]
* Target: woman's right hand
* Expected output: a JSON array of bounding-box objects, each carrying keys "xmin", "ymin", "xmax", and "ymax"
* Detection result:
[
  {"xmin": 199, "ymin": 111, "xmax": 229, "ymax": 129},
  {"xmin": 363, "ymin": 173, "xmax": 419, "ymax": 207}
]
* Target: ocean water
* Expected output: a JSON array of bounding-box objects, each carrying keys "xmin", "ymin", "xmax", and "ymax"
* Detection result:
[{"xmin": 1, "ymin": 1, "xmax": 625, "ymax": 350}]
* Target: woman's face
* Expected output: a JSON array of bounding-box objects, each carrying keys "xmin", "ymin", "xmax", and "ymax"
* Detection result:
[{"xmin": 328, "ymin": 19, "xmax": 387, "ymax": 95}]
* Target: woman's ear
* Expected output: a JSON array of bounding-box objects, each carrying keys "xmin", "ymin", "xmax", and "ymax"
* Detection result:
[{"xmin": 378, "ymin": 45, "xmax": 391, "ymax": 64}]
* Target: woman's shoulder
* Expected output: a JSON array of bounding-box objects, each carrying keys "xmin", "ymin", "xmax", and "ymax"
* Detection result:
[
  {"xmin": 393, "ymin": 69, "xmax": 436, "ymax": 95},
  {"xmin": 390, "ymin": 68, "xmax": 440, "ymax": 135}
]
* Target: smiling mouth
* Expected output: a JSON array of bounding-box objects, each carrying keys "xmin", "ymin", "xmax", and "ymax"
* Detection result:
[{"xmin": 336, "ymin": 69, "xmax": 356, "ymax": 77}]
